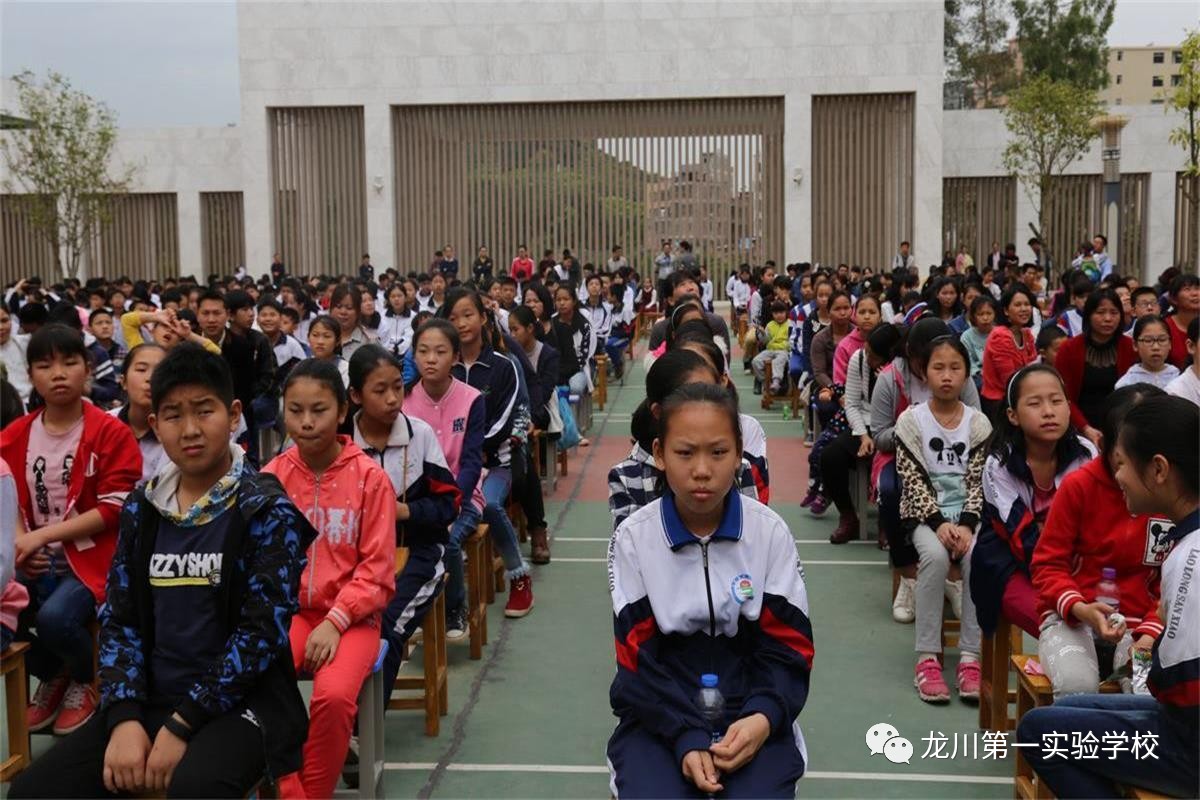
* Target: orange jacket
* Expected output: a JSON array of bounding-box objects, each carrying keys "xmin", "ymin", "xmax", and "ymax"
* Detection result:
[{"xmin": 263, "ymin": 438, "xmax": 395, "ymax": 632}]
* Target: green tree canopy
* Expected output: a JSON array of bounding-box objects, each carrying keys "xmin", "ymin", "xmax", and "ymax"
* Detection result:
[{"xmin": 1012, "ymin": 0, "xmax": 1115, "ymax": 91}]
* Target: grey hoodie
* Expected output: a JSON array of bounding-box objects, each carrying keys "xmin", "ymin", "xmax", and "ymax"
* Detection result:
[{"xmin": 870, "ymin": 357, "xmax": 981, "ymax": 453}]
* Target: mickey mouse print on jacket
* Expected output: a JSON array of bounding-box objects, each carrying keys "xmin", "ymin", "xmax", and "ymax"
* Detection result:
[{"xmin": 894, "ymin": 403, "xmax": 992, "ymax": 531}]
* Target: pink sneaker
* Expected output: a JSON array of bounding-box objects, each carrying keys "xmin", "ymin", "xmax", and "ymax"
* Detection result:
[
  {"xmin": 808, "ymin": 494, "xmax": 830, "ymax": 516},
  {"xmin": 914, "ymin": 658, "xmax": 950, "ymax": 704},
  {"xmin": 956, "ymin": 659, "xmax": 982, "ymax": 701},
  {"xmin": 799, "ymin": 488, "xmax": 819, "ymax": 508},
  {"xmin": 27, "ymin": 674, "xmax": 70, "ymax": 732}
]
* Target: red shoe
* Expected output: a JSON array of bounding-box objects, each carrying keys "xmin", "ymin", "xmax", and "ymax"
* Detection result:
[
  {"xmin": 504, "ymin": 575, "xmax": 535, "ymax": 618},
  {"xmin": 53, "ymin": 682, "xmax": 98, "ymax": 735},
  {"xmin": 27, "ymin": 674, "xmax": 70, "ymax": 732},
  {"xmin": 914, "ymin": 658, "xmax": 950, "ymax": 704},
  {"xmin": 829, "ymin": 512, "xmax": 860, "ymax": 544},
  {"xmin": 956, "ymin": 659, "xmax": 982, "ymax": 701}
]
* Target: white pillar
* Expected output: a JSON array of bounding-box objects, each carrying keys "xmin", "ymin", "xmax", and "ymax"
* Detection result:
[
  {"xmin": 1146, "ymin": 171, "xmax": 1176, "ymax": 284},
  {"xmin": 1015, "ymin": 181, "xmax": 1038, "ymax": 262},
  {"xmin": 176, "ymin": 190, "xmax": 202, "ymax": 279},
  {"xmin": 913, "ymin": 89, "xmax": 944, "ymax": 274},
  {"xmin": 784, "ymin": 92, "xmax": 811, "ymax": 263},
  {"xmin": 363, "ymin": 103, "xmax": 394, "ymax": 270},
  {"xmin": 241, "ymin": 103, "xmax": 273, "ymax": 279}
]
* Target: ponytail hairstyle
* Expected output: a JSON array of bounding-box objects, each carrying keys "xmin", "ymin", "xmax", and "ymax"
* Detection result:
[
  {"xmin": 439, "ymin": 287, "xmax": 494, "ymax": 350},
  {"xmin": 655, "ymin": 382, "xmax": 743, "ymax": 469},
  {"xmin": 283, "ymin": 355, "xmax": 348, "ymax": 408},
  {"xmin": 1098, "ymin": 383, "xmax": 1166, "ymax": 475},
  {"xmin": 902, "ymin": 317, "xmax": 951, "ymax": 378},
  {"xmin": 985, "ymin": 363, "xmax": 1082, "ymax": 463},
  {"xmin": 508, "ymin": 304, "xmax": 538, "ymax": 332},
  {"xmin": 631, "ymin": 349, "xmax": 719, "ymax": 452},
  {"xmin": 671, "ymin": 330, "xmax": 741, "ymax": 409},
  {"xmin": 1116, "ymin": 395, "xmax": 1200, "ymax": 502}
]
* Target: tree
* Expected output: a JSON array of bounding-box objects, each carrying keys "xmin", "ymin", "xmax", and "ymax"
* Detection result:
[
  {"xmin": 0, "ymin": 70, "xmax": 138, "ymax": 280},
  {"xmin": 954, "ymin": 0, "xmax": 1017, "ymax": 108},
  {"xmin": 1167, "ymin": 28, "xmax": 1200, "ymax": 269},
  {"xmin": 1012, "ymin": 0, "xmax": 1115, "ymax": 91},
  {"xmin": 1001, "ymin": 74, "xmax": 1102, "ymax": 274}
]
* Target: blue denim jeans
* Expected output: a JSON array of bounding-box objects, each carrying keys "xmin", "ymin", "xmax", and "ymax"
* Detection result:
[
  {"xmin": 444, "ymin": 504, "xmax": 481, "ymax": 616},
  {"xmin": 22, "ymin": 572, "xmax": 96, "ymax": 683},
  {"xmin": 443, "ymin": 468, "xmax": 529, "ymax": 616},
  {"xmin": 605, "ymin": 336, "xmax": 628, "ymax": 375},
  {"xmin": 1017, "ymin": 693, "xmax": 1199, "ymax": 799},
  {"xmin": 567, "ymin": 371, "xmax": 588, "ymax": 397}
]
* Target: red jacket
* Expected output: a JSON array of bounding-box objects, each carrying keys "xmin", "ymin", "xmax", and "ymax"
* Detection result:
[
  {"xmin": 263, "ymin": 437, "xmax": 395, "ymax": 632},
  {"xmin": 1166, "ymin": 315, "xmax": 1191, "ymax": 370},
  {"xmin": 1053, "ymin": 333, "xmax": 1136, "ymax": 429},
  {"xmin": 981, "ymin": 326, "xmax": 1036, "ymax": 401},
  {"xmin": 0, "ymin": 402, "xmax": 141, "ymax": 603},
  {"xmin": 1030, "ymin": 458, "xmax": 1165, "ymax": 639}
]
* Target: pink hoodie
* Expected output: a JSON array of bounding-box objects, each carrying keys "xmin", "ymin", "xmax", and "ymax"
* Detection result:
[
  {"xmin": 833, "ymin": 327, "xmax": 867, "ymax": 386},
  {"xmin": 263, "ymin": 437, "xmax": 395, "ymax": 632}
]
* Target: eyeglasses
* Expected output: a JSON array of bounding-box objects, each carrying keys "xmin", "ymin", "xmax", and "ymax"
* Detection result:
[{"xmin": 1136, "ymin": 336, "xmax": 1170, "ymax": 347}]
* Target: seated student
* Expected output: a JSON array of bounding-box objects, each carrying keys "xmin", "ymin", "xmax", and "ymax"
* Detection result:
[
  {"xmin": 959, "ymin": 295, "xmax": 998, "ymax": 392},
  {"xmin": 551, "ymin": 283, "xmax": 594, "ymax": 397},
  {"xmin": 507, "ymin": 308, "xmax": 557, "ymax": 563},
  {"xmin": 8, "ymin": 344, "xmax": 312, "ymax": 799},
  {"xmin": 971, "ymin": 365, "xmax": 1095, "ymax": 641},
  {"xmin": 2, "ymin": 325, "xmax": 141, "ymax": 736},
  {"xmin": 604, "ymin": 282, "xmax": 634, "ymax": 382},
  {"xmin": 606, "ymin": 383, "xmax": 813, "ymax": 798},
  {"xmin": 346, "ymin": 345, "xmax": 459, "ymax": 697},
  {"xmin": 109, "ymin": 344, "xmax": 170, "ymax": 485},
  {"xmin": 264, "ymin": 360, "xmax": 396, "ymax": 800},
  {"xmin": 1116, "ymin": 314, "xmax": 1180, "ymax": 391},
  {"xmin": 87, "ymin": 308, "xmax": 127, "ymax": 395},
  {"xmin": 980, "ymin": 286, "xmax": 1038, "ymax": 420},
  {"xmin": 607, "ymin": 350, "xmax": 760, "ymax": 533},
  {"xmin": 1053, "ymin": 273, "xmax": 1093, "ymax": 337},
  {"xmin": 1035, "ymin": 324, "xmax": 1066, "ymax": 367},
  {"xmin": 1164, "ymin": 272, "xmax": 1199, "ymax": 370},
  {"xmin": 1018, "ymin": 394, "xmax": 1199, "ymax": 799},
  {"xmin": 895, "ymin": 336, "xmax": 991, "ymax": 703},
  {"xmin": 256, "ymin": 297, "xmax": 308, "ymax": 380},
  {"xmin": 1165, "ymin": 317, "xmax": 1200, "ymax": 406},
  {"xmin": 751, "ymin": 301, "xmax": 790, "ymax": 396},
  {"xmin": 307, "ymin": 315, "xmax": 351, "ymax": 389},
  {"xmin": 1030, "ymin": 384, "xmax": 1168, "ymax": 698}
]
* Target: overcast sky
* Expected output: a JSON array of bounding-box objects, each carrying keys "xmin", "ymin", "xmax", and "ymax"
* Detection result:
[{"xmin": 1, "ymin": 0, "xmax": 1196, "ymax": 127}]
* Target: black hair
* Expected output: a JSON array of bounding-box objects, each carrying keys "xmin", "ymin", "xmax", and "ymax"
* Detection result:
[
  {"xmin": 854, "ymin": 292, "xmax": 881, "ymax": 313},
  {"xmin": 668, "ymin": 270, "xmax": 699, "ymax": 295},
  {"xmin": 998, "ymin": 284, "xmax": 1035, "ymax": 327},
  {"xmin": 27, "ymin": 324, "xmax": 87, "ymax": 365},
  {"xmin": 986, "ymin": 363, "xmax": 1081, "ymax": 461},
  {"xmin": 329, "ymin": 284, "xmax": 363, "ymax": 326},
  {"xmin": 631, "ymin": 349, "xmax": 720, "ymax": 452},
  {"xmin": 508, "ymin": 305, "xmax": 537, "ymax": 330},
  {"xmin": 224, "ymin": 289, "xmax": 254, "ymax": 312},
  {"xmin": 1131, "ymin": 314, "xmax": 1169, "ymax": 342},
  {"xmin": 524, "ymin": 282, "xmax": 554, "ymax": 322},
  {"xmin": 283, "ymin": 356, "xmax": 348, "ymax": 408},
  {"xmin": 197, "ymin": 288, "xmax": 225, "ymax": 308},
  {"xmin": 257, "ymin": 297, "xmax": 284, "ymax": 314},
  {"xmin": 1169, "ymin": 272, "xmax": 1200, "ymax": 298},
  {"xmin": 968, "ymin": 294, "xmax": 999, "ymax": 323},
  {"xmin": 769, "ymin": 300, "xmax": 789, "ymax": 315},
  {"xmin": 1081, "ymin": 287, "xmax": 1122, "ymax": 340},
  {"xmin": 348, "ymin": 343, "xmax": 401, "ymax": 392},
  {"xmin": 926, "ymin": 276, "xmax": 963, "ymax": 318},
  {"xmin": 46, "ymin": 302, "xmax": 82, "ymax": 331},
  {"xmin": 1036, "ymin": 325, "xmax": 1066, "ymax": 351},
  {"xmin": 150, "ymin": 342, "xmax": 234, "ymax": 412},
  {"xmin": 1117, "ymin": 395, "xmax": 1200, "ymax": 501},
  {"xmin": 866, "ymin": 323, "xmax": 903, "ymax": 362},
  {"xmin": 925, "ymin": 334, "xmax": 970, "ymax": 371},
  {"xmin": 903, "ymin": 317, "xmax": 951, "ymax": 374},
  {"xmin": 307, "ymin": 315, "xmax": 341, "ymax": 348},
  {"xmin": 121, "ymin": 342, "xmax": 165, "ymax": 378},
  {"xmin": 1189, "ymin": 316, "xmax": 1199, "ymax": 344},
  {"xmin": 412, "ymin": 318, "xmax": 461, "ymax": 355},
  {"xmin": 655, "ymin": 382, "xmax": 743, "ymax": 463},
  {"xmin": 1099, "ymin": 384, "xmax": 1166, "ymax": 472},
  {"xmin": 0, "ymin": 378, "xmax": 23, "ymax": 428},
  {"xmin": 1069, "ymin": 274, "xmax": 1095, "ymax": 298},
  {"xmin": 88, "ymin": 307, "xmax": 113, "ymax": 325},
  {"xmin": 160, "ymin": 288, "xmax": 183, "ymax": 306}
]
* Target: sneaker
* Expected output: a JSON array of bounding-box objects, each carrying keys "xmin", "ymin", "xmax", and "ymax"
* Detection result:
[
  {"xmin": 808, "ymin": 494, "xmax": 830, "ymax": 516},
  {"xmin": 956, "ymin": 659, "xmax": 982, "ymax": 701},
  {"xmin": 504, "ymin": 575, "xmax": 534, "ymax": 618},
  {"xmin": 752, "ymin": 379, "xmax": 762, "ymax": 396},
  {"xmin": 769, "ymin": 382, "xmax": 781, "ymax": 394},
  {"xmin": 52, "ymin": 682, "xmax": 98, "ymax": 735},
  {"xmin": 829, "ymin": 512, "xmax": 860, "ymax": 544},
  {"xmin": 799, "ymin": 487, "xmax": 819, "ymax": 508},
  {"xmin": 914, "ymin": 658, "xmax": 951, "ymax": 703},
  {"xmin": 445, "ymin": 607, "xmax": 468, "ymax": 642},
  {"xmin": 892, "ymin": 576, "xmax": 916, "ymax": 624},
  {"xmin": 341, "ymin": 736, "xmax": 360, "ymax": 789},
  {"xmin": 28, "ymin": 674, "xmax": 70, "ymax": 732},
  {"xmin": 944, "ymin": 579, "xmax": 963, "ymax": 620}
]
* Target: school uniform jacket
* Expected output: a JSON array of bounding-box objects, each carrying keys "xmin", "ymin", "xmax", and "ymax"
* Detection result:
[
  {"xmin": 970, "ymin": 436, "xmax": 1095, "ymax": 635},
  {"xmin": 608, "ymin": 491, "xmax": 813, "ymax": 767},
  {"xmin": 263, "ymin": 438, "xmax": 395, "ymax": 633},
  {"xmin": 1, "ymin": 402, "xmax": 141, "ymax": 602},
  {"xmin": 452, "ymin": 345, "xmax": 521, "ymax": 469},
  {"xmin": 353, "ymin": 412, "xmax": 461, "ymax": 549},
  {"xmin": 1030, "ymin": 458, "xmax": 1165, "ymax": 639},
  {"xmin": 1149, "ymin": 510, "xmax": 1198, "ymax": 742}
]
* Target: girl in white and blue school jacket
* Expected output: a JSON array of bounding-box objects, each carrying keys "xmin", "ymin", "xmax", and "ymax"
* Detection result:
[{"xmin": 606, "ymin": 383, "xmax": 813, "ymax": 799}]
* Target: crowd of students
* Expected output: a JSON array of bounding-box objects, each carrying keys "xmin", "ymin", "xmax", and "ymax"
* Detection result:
[{"xmin": 0, "ymin": 240, "xmax": 1196, "ymax": 799}]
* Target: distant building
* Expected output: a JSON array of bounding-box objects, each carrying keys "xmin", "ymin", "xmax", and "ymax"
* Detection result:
[
  {"xmin": 644, "ymin": 153, "xmax": 736, "ymax": 255},
  {"xmin": 1101, "ymin": 45, "xmax": 1185, "ymax": 106}
]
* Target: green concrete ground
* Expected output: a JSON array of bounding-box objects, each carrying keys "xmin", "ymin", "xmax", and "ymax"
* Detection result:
[{"xmin": 7, "ymin": 342, "xmax": 1022, "ymax": 799}]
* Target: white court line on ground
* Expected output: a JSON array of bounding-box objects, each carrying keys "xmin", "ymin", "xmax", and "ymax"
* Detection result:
[
  {"xmin": 381, "ymin": 762, "xmax": 1009, "ymax": 784},
  {"xmin": 555, "ymin": 537, "xmax": 877, "ymax": 544},
  {"xmin": 550, "ymin": 558, "xmax": 884, "ymax": 565}
]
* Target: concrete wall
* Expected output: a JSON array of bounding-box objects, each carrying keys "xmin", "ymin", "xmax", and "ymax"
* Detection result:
[
  {"xmin": 234, "ymin": 0, "xmax": 946, "ymax": 274},
  {"xmin": 943, "ymin": 105, "xmax": 1187, "ymax": 282}
]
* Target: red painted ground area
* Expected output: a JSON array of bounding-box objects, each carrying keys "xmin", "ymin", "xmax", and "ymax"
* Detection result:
[
  {"xmin": 547, "ymin": 434, "xmax": 634, "ymax": 503},
  {"xmin": 762, "ymin": 436, "xmax": 812, "ymax": 504}
]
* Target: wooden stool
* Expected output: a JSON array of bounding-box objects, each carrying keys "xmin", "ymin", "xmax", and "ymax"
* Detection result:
[
  {"xmin": 557, "ymin": 444, "xmax": 569, "ymax": 477},
  {"xmin": 789, "ymin": 382, "xmax": 801, "ymax": 420},
  {"xmin": 1, "ymin": 642, "xmax": 31, "ymax": 782},
  {"xmin": 889, "ymin": 572, "xmax": 960, "ymax": 648},
  {"xmin": 484, "ymin": 532, "xmax": 506, "ymax": 595},
  {"xmin": 1121, "ymin": 786, "xmax": 1171, "ymax": 799},
  {"xmin": 463, "ymin": 525, "xmax": 489, "ymax": 660},
  {"xmin": 482, "ymin": 533, "xmax": 498, "ymax": 604},
  {"xmin": 1013, "ymin": 654, "xmax": 1122, "ymax": 800},
  {"xmin": 979, "ymin": 615, "xmax": 1024, "ymax": 731},
  {"xmin": 508, "ymin": 498, "xmax": 528, "ymax": 543},
  {"xmin": 761, "ymin": 361, "xmax": 775, "ymax": 410},
  {"xmin": 851, "ymin": 457, "xmax": 872, "ymax": 539},
  {"xmin": 388, "ymin": 590, "xmax": 448, "ymax": 736},
  {"xmin": 595, "ymin": 354, "xmax": 608, "ymax": 410}
]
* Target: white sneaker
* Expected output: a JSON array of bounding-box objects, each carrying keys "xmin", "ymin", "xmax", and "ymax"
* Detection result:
[
  {"xmin": 892, "ymin": 577, "xmax": 916, "ymax": 624},
  {"xmin": 945, "ymin": 579, "xmax": 963, "ymax": 620}
]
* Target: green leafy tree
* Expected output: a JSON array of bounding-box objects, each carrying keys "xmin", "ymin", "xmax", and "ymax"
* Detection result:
[
  {"xmin": 1168, "ymin": 28, "xmax": 1200, "ymax": 269},
  {"xmin": 1012, "ymin": 0, "xmax": 1115, "ymax": 91},
  {"xmin": 1001, "ymin": 74, "xmax": 1102, "ymax": 274},
  {"xmin": 0, "ymin": 70, "xmax": 138, "ymax": 280},
  {"xmin": 955, "ymin": 0, "xmax": 1017, "ymax": 108}
]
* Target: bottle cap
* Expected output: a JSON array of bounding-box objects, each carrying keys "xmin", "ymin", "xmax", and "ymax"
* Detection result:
[
  {"xmin": 1101, "ymin": 567, "xmax": 1117, "ymax": 579},
  {"xmin": 701, "ymin": 673, "xmax": 718, "ymax": 688}
]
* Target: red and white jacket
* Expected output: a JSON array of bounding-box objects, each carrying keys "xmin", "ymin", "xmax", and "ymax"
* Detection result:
[
  {"xmin": 264, "ymin": 438, "xmax": 395, "ymax": 632},
  {"xmin": 1030, "ymin": 458, "xmax": 1166, "ymax": 638},
  {"xmin": 0, "ymin": 402, "xmax": 141, "ymax": 603}
]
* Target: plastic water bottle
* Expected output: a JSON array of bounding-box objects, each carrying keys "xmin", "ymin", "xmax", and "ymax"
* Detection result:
[
  {"xmin": 1096, "ymin": 567, "xmax": 1120, "ymax": 614},
  {"xmin": 696, "ymin": 673, "xmax": 726, "ymax": 744}
]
